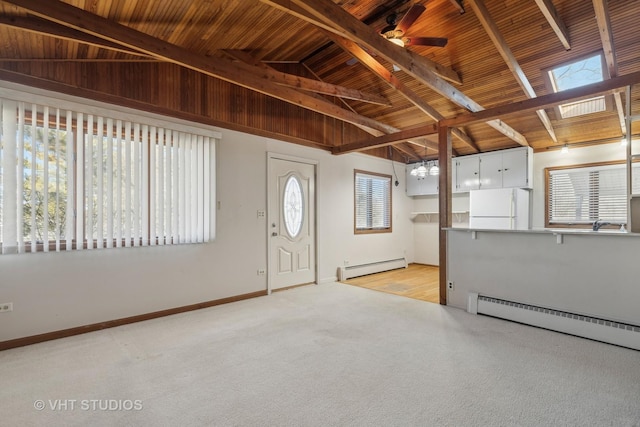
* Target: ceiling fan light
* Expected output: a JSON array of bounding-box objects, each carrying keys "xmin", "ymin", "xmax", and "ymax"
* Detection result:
[{"xmin": 388, "ymin": 38, "xmax": 405, "ymax": 47}]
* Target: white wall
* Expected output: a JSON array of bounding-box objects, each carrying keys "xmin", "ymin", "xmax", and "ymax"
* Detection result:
[
  {"xmin": 411, "ymin": 193, "xmax": 470, "ymax": 266},
  {"xmin": 0, "ymin": 126, "xmax": 415, "ymax": 342}
]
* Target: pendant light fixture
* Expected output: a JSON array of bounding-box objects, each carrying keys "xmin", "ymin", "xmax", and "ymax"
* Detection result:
[
  {"xmin": 411, "ymin": 142, "xmax": 439, "ymax": 178},
  {"xmin": 416, "ymin": 162, "xmax": 428, "ymax": 178},
  {"xmin": 429, "ymin": 161, "xmax": 440, "ymax": 176},
  {"xmin": 425, "ymin": 142, "xmax": 439, "ymax": 176},
  {"xmin": 409, "ymin": 161, "xmax": 427, "ymax": 178}
]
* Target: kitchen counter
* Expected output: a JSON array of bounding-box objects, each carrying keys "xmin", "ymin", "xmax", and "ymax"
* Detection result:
[
  {"xmin": 446, "ymin": 227, "xmax": 637, "ymax": 237},
  {"xmin": 446, "ymin": 228, "xmax": 640, "ymax": 332}
]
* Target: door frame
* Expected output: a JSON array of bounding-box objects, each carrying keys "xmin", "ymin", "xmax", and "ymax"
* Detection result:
[{"xmin": 266, "ymin": 152, "xmax": 319, "ymax": 294}]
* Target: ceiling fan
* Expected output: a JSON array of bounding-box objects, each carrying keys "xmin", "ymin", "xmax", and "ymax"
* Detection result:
[
  {"xmin": 345, "ymin": 2, "xmax": 447, "ymax": 67},
  {"xmin": 380, "ymin": 3, "xmax": 448, "ymax": 49}
]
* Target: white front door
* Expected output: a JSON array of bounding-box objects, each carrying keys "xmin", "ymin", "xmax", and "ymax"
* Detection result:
[{"xmin": 268, "ymin": 156, "xmax": 316, "ymax": 291}]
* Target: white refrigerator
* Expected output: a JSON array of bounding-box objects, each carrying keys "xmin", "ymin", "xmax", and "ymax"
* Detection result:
[{"xmin": 469, "ymin": 188, "xmax": 531, "ymax": 230}]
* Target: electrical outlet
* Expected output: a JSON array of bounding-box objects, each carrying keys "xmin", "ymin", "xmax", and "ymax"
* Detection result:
[
  {"xmin": 257, "ymin": 269, "xmax": 266, "ymax": 276},
  {"xmin": 344, "ymin": 260, "xmax": 349, "ymax": 266},
  {"xmin": 257, "ymin": 210, "xmax": 265, "ymax": 218},
  {"xmin": 0, "ymin": 302, "xmax": 13, "ymax": 313},
  {"xmin": 447, "ymin": 281, "xmax": 454, "ymax": 291}
]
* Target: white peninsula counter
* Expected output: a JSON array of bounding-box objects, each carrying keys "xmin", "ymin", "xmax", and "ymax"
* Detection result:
[{"xmin": 446, "ymin": 227, "xmax": 640, "ymax": 349}]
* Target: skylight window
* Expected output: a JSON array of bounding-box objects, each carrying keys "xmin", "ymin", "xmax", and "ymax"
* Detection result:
[{"xmin": 546, "ymin": 53, "xmax": 608, "ymax": 119}]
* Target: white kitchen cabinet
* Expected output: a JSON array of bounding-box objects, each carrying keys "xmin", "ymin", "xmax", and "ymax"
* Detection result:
[
  {"xmin": 454, "ymin": 155, "xmax": 480, "ymax": 192},
  {"xmin": 407, "ymin": 146, "xmax": 531, "ymax": 196},
  {"xmin": 501, "ymin": 147, "xmax": 531, "ymax": 188},
  {"xmin": 478, "ymin": 146, "xmax": 532, "ymax": 190},
  {"xmin": 478, "ymin": 151, "xmax": 502, "ymax": 189},
  {"xmin": 422, "ymin": 173, "xmax": 439, "ymax": 194}
]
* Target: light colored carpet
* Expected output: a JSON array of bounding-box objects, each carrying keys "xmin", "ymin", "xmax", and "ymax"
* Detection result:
[{"xmin": 1, "ymin": 282, "xmax": 639, "ymax": 426}]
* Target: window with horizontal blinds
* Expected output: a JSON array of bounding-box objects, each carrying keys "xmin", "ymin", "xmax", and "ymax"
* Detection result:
[
  {"xmin": 354, "ymin": 170, "xmax": 391, "ymax": 233},
  {"xmin": 0, "ymin": 95, "xmax": 216, "ymax": 255},
  {"xmin": 547, "ymin": 162, "xmax": 640, "ymax": 225}
]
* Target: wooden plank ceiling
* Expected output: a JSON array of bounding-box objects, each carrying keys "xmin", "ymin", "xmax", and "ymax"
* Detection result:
[{"xmin": 0, "ymin": 0, "xmax": 639, "ymax": 163}]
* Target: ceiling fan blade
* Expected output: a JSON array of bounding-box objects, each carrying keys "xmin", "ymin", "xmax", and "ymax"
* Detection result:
[
  {"xmin": 395, "ymin": 3, "xmax": 426, "ymax": 34},
  {"xmin": 404, "ymin": 37, "xmax": 448, "ymax": 47}
]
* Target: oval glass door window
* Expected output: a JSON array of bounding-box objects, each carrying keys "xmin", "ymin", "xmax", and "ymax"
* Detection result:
[{"xmin": 283, "ymin": 175, "xmax": 304, "ymax": 238}]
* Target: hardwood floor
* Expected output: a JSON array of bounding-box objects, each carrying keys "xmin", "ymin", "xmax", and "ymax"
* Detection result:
[{"xmin": 341, "ymin": 263, "xmax": 440, "ymax": 304}]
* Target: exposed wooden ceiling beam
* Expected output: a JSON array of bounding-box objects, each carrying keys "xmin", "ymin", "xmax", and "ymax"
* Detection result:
[
  {"xmin": 226, "ymin": 21, "xmax": 464, "ymax": 157},
  {"xmin": 227, "ymin": 48, "xmax": 359, "ymax": 113},
  {"xmin": 0, "ymin": 14, "xmax": 152, "ymax": 58},
  {"xmin": 593, "ymin": 0, "xmax": 626, "ymax": 136},
  {"xmin": 341, "ymin": 70, "xmax": 640, "ymax": 156},
  {"xmin": 299, "ymin": 61, "xmax": 365, "ymax": 115},
  {"xmin": 222, "ymin": 50, "xmax": 391, "ymax": 106},
  {"xmin": 468, "ymin": 0, "xmax": 557, "ymax": 143},
  {"xmin": 269, "ymin": 0, "xmax": 528, "ymax": 147},
  {"xmin": 4, "ymin": 0, "xmax": 400, "ymax": 137},
  {"xmin": 261, "ymin": 0, "xmax": 461, "ymax": 85},
  {"xmin": 0, "ymin": 58, "xmax": 161, "ymax": 62},
  {"xmin": 448, "ymin": 0, "xmax": 465, "ymax": 14},
  {"xmin": 333, "ymin": 124, "xmax": 438, "ymax": 154},
  {"xmin": 224, "ymin": 49, "xmax": 445, "ymax": 157},
  {"xmin": 534, "ymin": 0, "xmax": 571, "ymax": 50},
  {"xmin": 325, "ymin": 32, "xmax": 476, "ymax": 153},
  {"xmin": 227, "ymin": 49, "xmax": 395, "ymax": 141},
  {"xmin": 0, "ymin": 68, "xmax": 334, "ymax": 151},
  {"xmin": 406, "ymin": 139, "xmax": 438, "ymax": 151},
  {"xmin": 391, "ymin": 143, "xmax": 422, "ymax": 162},
  {"xmin": 224, "ymin": 49, "xmax": 435, "ymax": 159},
  {"xmin": 441, "ymin": 70, "xmax": 640, "ymax": 127}
]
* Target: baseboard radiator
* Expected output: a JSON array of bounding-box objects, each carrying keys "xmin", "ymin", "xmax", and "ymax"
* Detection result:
[
  {"xmin": 468, "ymin": 293, "xmax": 640, "ymax": 351},
  {"xmin": 338, "ymin": 257, "xmax": 407, "ymax": 281}
]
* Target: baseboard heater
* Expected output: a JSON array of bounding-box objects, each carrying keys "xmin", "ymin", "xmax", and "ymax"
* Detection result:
[
  {"xmin": 468, "ymin": 293, "xmax": 640, "ymax": 351},
  {"xmin": 338, "ymin": 257, "xmax": 407, "ymax": 281}
]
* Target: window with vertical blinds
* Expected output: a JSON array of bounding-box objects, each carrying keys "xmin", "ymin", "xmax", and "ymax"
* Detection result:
[
  {"xmin": 354, "ymin": 170, "xmax": 392, "ymax": 233},
  {"xmin": 546, "ymin": 162, "xmax": 640, "ymax": 226},
  {"xmin": 0, "ymin": 94, "xmax": 216, "ymax": 255}
]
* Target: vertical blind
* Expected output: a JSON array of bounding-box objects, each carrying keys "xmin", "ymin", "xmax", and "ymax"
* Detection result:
[
  {"xmin": 548, "ymin": 163, "xmax": 640, "ymax": 224},
  {"xmin": 0, "ymin": 97, "xmax": 215, "ymax": 255},
  {"xmin": 355, "ymin": 171, "xmax": 391, "ymax": 231}
]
